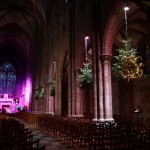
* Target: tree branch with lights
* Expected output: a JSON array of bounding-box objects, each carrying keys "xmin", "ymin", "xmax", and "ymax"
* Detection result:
[
  {"xmin": 112, "ymin": 39, "xmax": 143, "ymax": 81},
  {"xmin": 78, "ymin": 62, "xmax": 93, "ymax": 89},
  {"xmin": 39, "ymin": 86, "xmax": 44, "ymax": 99},
  {"xmin": 50, "ymin": 81, "xmax": 55, "ymax": 96},
  {"xmin": 34, "ymin": 88, "xmax": 39, "ymax": 100}
]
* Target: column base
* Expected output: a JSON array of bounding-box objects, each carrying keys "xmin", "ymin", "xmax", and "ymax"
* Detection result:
[
  {"xmin": 92, "ymin": 118, "xmax": 98, "ymax": 122},
  {"xmin": 46, "ymin": 112, "xmax": 54, "ymax": 115},
  {"xmin": 99, "ymin": 118, "xmax": 105, "ymax": 122},
  {"xmin": 70, "ymin": 115, "xmax": 84, "ymax": 117},
  {"xmin": 104, "ymin": 118, "xmax": 114, "ymax": 122},
  {"xmin": 33, "ymin": 111, "xmax": 40, "ymax": 114},
  {"xmin": 92, "ymin": 118, "xmax": 105, "ymax": 122}
]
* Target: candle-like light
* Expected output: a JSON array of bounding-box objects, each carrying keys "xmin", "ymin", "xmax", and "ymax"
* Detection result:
[{"xmin": 85, "ymin": 36, "xmax": 89, "ymax": 60}]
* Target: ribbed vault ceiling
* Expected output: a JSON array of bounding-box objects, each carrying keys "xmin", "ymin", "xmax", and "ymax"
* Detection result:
[
  {"xmin": 0, "ymin": 0, "xmax": 46, "ymax": 75},
  {"xmin": 114, "ymin": 1, "xmax": 149, "ymax": 47}
]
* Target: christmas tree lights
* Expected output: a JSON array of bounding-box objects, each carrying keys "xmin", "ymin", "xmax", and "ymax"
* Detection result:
[
  {"xmin": 112, "ymin": 39, "xmax": 143, "ymax": 81},
  {"xmin": 78, "ymin": 63, "xmax": 93, "ymax": 89}
]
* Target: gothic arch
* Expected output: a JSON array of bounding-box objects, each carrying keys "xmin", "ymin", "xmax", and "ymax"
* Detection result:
[{"xmin": 103, "ymin": 1, "xmax": 124, "ymax": 55}]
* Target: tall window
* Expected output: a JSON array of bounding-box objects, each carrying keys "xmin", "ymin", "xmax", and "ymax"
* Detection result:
[{"xmin": 0, "ymin": 62, "xmax": 16, "ymax": 97}]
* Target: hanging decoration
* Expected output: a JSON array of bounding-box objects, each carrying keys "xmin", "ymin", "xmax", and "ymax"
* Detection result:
[
  {"xmin": 112, "ymin": 2, "xmax": 143, "ymax": 82},
  {"xmin": 50, "ymin": 81, "xmax": 55, "ymax": 96},
  {"xmin": 78, "ymin": 36, "xmax": 93, "ymax": 89},
  {"xmin": 112, "ymin": 39, "xmax": 143, "ymax": 81},
  {"xmin": 34, "ymin": 88, "xmax": 39, "ymax": 100},
  {"xmin": 39, "ymin": 85, "xmax": 44, "ymax": 99},
  {"xmin": 78, "ymin": 62, "xmax": 93, "ymax": 89}
]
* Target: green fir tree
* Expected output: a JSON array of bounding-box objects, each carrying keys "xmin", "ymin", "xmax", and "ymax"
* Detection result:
[
  {"xmin": 50, "ymin": 81, "xmax": 55, "ymax": 96},
  {"xmin": 112, "ymin": 39, "xmax": 143, "ymax": 81},
  {"xmin": 79, "ymin": 63, "xmax": 93, "ymax": 89}
]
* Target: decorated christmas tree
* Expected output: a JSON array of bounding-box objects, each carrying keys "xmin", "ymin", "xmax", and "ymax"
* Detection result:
[
  {"xmin": 50, "ymin": 81, "xmax": 55, "ymax": 96},
  {"xmin": 78, "ymin": 63, "xmax": 93, "ymax": 89},
  {"xmin": 112, "ymin": 39, "xmax": 143, "ymax": 81}
]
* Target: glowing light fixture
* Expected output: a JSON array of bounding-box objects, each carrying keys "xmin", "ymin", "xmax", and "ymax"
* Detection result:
[
  {"xmin": 124, "ymin": 7, "xmax": 129, "ymax": 11},
  {"xmin": 85, "ymin": 36, "xmax": 89, "ymax": 40},
  {"xmin": 124, "ymin": 2, "xmax": 129, "ymax": 11},
  {"xmin": 124, "ymin": 2, "xmax": 129, "ymax": 38},
  {"xmin": 85, "ymin": 36, "xmax": 89, "ymax": 60}
]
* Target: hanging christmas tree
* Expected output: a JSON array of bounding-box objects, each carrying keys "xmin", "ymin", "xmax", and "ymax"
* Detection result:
[
  {"xmin": 34, "ymin": 88, "xmax": 39, "ymax": 100},
  {"xmin": 39, "ymin": 86, "xmax": 44, "ymax": 99},
  {"xmin": 112, "ymin": 39, "xmax": 143, "ymax": 81},
  {"xmin": 50, "ymin": 81, "xmax": 55, "ymax": 96},
  {"xmin": 78, "ymin": 62, "xmax": 93, "ymax": 89}
]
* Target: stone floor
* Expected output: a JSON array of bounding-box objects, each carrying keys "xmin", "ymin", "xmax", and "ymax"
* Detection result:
[{"xmin": 17, "ymin": 119, "xmax": 80, "ymax": 150}]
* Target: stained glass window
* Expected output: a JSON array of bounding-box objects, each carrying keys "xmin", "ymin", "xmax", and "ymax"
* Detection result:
[
  {"xmin": 0, "ymin": 71, "xmax": 6, "ymax": 93},
  {"xmin": 0, "ymin": 62, "xmax": 16, "ymax": 97}
]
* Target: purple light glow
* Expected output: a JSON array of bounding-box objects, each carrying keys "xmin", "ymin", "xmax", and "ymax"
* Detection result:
[{"xmin": 25, "ymin": 77, "xmax": 32, "ymax": 109}]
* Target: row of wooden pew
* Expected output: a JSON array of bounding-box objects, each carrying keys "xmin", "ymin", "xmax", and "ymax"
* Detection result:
[
  {"xmin": 13, "ymin": 112, "xmax": 150, "ymax": 150},
  {"xmin": 0, "ymin": 114, "xmax": 46, "ymax": 150}
]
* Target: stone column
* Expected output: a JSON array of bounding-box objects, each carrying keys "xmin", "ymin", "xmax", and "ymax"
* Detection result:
[
  {"xmin": 74, "ymin": 68, "xmax": 83, "ymax": 117},
  {"xmin": 35, "ymin": 100, "xmax": 38, "ymax": 112},
  {"xmin": 98, "ymin": 59, "xmax": 104, "ymax": 122},
  {"xmin": 92, "ymin": 40, "xmax": 98, "ymax": 121},
  {"xmin": 39, "ymin": 85, "xmax": 44, "ymax": 113},
  {"xmin": 101, "ymin": 54, "xmax": 114, "ymax": 122},
  {"xmin": 47, "ymin": 82, "xmax": 55, "ymax": 114},
  {"xmin": 55, "ymin": 75, "xmax": 62, "ymax": 115},
  {"xmin": 48, "ymin": 97, "xmax": 55, "ymax": 114},
  {"xmin": 92, "ymin": 32, "xmax": 104, "ymax": 121},
  {"xmin": 68, "ymin": 70, "xmax": 72, "ymax": 116},
  {"xmin": 68, "ymin": 0, "xmax": 75, "ymax": 117}
]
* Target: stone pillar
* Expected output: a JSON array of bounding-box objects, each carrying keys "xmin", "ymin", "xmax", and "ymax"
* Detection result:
[
  {"xmin": 68, "ymin": 0, "xmax": 75, "ymax": 117},
  {"xmin": 39, "ymin": 85, "xmax": 44, "ymax": 113},
  {"xmin": 55, "ymin": 75, "xmax": 62, "ymax": 115},
  {"xmin": 74, "ymin": 68, "xmax": 83, "ymax": 117},
  {"xmin": 98, "ymin": 60, "xmax": 104, "ymax": 122},
  {"xmin": 101, "ymin": 54, "xmax": 114, "ymax": 122},
  {"xmin": 92, "ymin": 31, "xmax": 104, "ymax": 121},
  {"xmin": 47, "ymin": 82, "xmax": 55, "ymax": 114},
  {"xmin": 35, "ymin": 100, "xmax": 38, "ymax": 112},
  {"xmin": 92, "ymin": 40, "xmax": 98, "ymax": 121},
  {"xmin": 48, "ymin": 97, "xmax": 55, "ymax": 114},
  {"xmin": 40, "ymin": 99, "xmax": 43, "ymax": 113},
  {"xmin": 68, "ymin": 70, "xmax": 72, "ymax": 116},
  {"xmin": 68, "ymin": 58, "xmax": 75, "ymax": 116}
]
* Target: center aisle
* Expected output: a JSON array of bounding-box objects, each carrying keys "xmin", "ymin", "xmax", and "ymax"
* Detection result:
[{"xmin": 15, "ymin": 118, "xmax": 78, "ymax": 150}]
